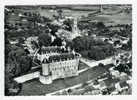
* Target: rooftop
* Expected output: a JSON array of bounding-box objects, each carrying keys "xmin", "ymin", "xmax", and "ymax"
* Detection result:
[
  {"xmin": 43, "ymin": 52, "xmax": 80, "ymax": 63},
  {"xmin": 41, "ymin": 46, "xmax": 63, "ymax": 53}
]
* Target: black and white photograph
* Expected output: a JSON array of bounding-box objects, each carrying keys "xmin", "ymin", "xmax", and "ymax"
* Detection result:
[{"xmin": 4, "ymin": 4, "xmax": 132, "ymax": 96}]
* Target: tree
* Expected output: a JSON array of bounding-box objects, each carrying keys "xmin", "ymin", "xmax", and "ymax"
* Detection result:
[
  {"xmin": 18, "ymin": 37, "xmax": 25, "ymax": 44},
  {"xmin": 88, "ymin": 48, "xmax": 105, "ymax": 60},
  {"xmin": 5, "ymin": 39, "xmax": 12, "ymax": 63},
  {"xmin": 72, "ymin": 36, "xmax": 85, "ymax": 52},
  {"xmin": 51, "ymin": 37, "xmax": 62, "ymax": 46},
  {"xmin": 57, "ymin": 9, "xmax": 63, "ymax": 18},
  {"xmin": 38, "ymin": 33, "xmax": 52, "ymax": 47},
  {"xmin": 127, "ymin": 38, "xmax": 132, "ymax": 50},
  {"xmin": 5, "ymin": 75, "xmax": 22, "ymax": 96},
  {"xmin": 6, "ymin": 46, "xmax": 32, "ymax": 76},
  {"xmin": 63, "ymin": 19, "xmax": 73, "ymax": 31},
  {"xmin": 65, "ymin": 40, "xmax": 74, "ymax": 50},
  {"xmin": 96, "ymin": 22, "xmax": 106, "ymax": 30},
  {"xmin": 48, "ymin": 24, "xmax": 60, "ymax": 36},
  {"xmin": 19, "ymin": 55, "xmax": 32, "ymax": 74},
  {"xmin": 5, "ymin": 45, "xmax": 32, "ymax": 95},
  {"xmin": 98, "ymin": 63, "xmax": 104, "ymax": 67}
]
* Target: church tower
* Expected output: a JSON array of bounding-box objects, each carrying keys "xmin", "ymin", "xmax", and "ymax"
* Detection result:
[
  {"xmin": 73, "ymin": 17, "xmax": 78, "ymax": 33},
  {"xmin": 100, "ymin": 5, "xmax": 103, "ymax": 13},
  {"xmin": 72, "ymin": 17, "xmax": 80, "ymax": 39}
]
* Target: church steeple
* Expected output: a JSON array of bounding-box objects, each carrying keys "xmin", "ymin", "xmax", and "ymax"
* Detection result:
[
  {"xmin": 100, "ymin": 5, "xmax": 103, "ymax": 13},
  {"xmin": 72, "ymin": 17, "xmax": 79, "ymax": 36}
]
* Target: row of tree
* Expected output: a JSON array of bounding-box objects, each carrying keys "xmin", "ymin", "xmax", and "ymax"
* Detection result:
[{"xmin": 69, "ymin": 36, "xmax": 115, "ymax": 60}]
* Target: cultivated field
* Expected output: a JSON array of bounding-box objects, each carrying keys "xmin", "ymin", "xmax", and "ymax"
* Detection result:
[{"xmin": 38, "ymin": 5, "xmax": 131, "ymax": 26}]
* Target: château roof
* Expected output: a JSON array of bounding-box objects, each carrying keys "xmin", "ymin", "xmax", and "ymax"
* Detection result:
[
  {"xmin": 42, "ymin": 52, "xmax": 80, "ymax": 63},
  {"xmin": 41, "ymin": 46, "xmax": 63, "ymax": 53}
]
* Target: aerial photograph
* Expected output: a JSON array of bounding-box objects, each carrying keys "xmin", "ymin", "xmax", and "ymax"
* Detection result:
[{"xmin": 4, "ymin": 5, "xmax": 132, "ymax": 96}]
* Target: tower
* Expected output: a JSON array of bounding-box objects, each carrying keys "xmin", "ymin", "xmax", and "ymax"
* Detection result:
[
  {"xmin": 72, "ymin": 17, "xmax": 79, "ymax": 39},
  {"xmin": 100, "ymin": 5, "xmax": 103, "ymax": 13},
  {"xmin": 73, "ymin": 17, "xmax": 78, "ymax": 34}
]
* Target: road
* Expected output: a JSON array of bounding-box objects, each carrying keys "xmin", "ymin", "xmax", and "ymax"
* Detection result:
[{"xmin": 80, "ymin": 57, "xmax": 113, "ymax": 68}]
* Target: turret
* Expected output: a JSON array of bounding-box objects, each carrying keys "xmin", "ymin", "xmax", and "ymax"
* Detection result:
[{"xmin": 39, "ymin": 58, "xmax": 52, "ymax": 84}]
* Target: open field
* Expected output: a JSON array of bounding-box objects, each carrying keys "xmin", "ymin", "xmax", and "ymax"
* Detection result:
[
  {"xmin": 90, "ymin": 13, "xmax": 132, "ymax": 26},
  {"xmin": 38, "ymin": 5, "xmax": 131, "ymax": 26},
  {"xmin": 7, "ymin": 5, "xmax": 132, "ymax": 25}
]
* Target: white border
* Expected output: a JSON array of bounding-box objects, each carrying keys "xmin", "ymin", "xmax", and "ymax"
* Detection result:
[
  {"xmin": 2, "ymin": 0, "xmax": 133, "ymax": 5},
  {"xmin": 0, "ymin": 0, "xmax": 136, "ymax": 100}
]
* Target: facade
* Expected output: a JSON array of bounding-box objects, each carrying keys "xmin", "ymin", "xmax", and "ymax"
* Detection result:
[{"xmin": 38, "ymin": 46, "xmax": 81, "ymax": 84}]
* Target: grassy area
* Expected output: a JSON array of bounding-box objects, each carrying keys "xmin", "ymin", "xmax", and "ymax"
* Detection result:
[{"xmin": 18, "ymin": 64, "xmax": 112, "ymax": 95}]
